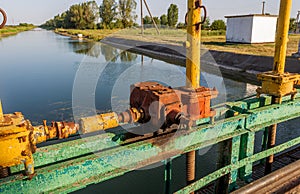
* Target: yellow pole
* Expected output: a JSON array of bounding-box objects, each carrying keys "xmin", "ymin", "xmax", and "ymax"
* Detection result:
[
  {"xmin": 186, "ymin": 0, "xmax": 202, "ymax": 192},
  {"xmin": 0, "ymin": 100, "xmax": 3, "ymax": 122},
  {"xmin": 265, "ymin": 0, "xmax": 292, "ymax": 175},
  {"xmin": 273, "ymin": 0, "xmax": 293, "ymax": 74},
  {"xmin": 186, "ymin": 0, "xmax": 201, "ymax": 88}
]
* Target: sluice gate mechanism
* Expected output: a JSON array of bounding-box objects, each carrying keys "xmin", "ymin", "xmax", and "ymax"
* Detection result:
[{"xmin": 1, "ymin": 0, "xmax": 300, "ymax": 193}]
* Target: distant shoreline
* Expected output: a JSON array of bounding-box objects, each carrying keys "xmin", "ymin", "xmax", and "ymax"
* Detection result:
[
  {"xmin": 54, "ymin": 29, "xmax": 300, "ymax": 85},
  {"xmin": 0, "ymin": 25, "xmax": 35, "ymax": 38},
  {"xmin": 100, "ymin": 37, "xmax": 300, "ymax": 86}
]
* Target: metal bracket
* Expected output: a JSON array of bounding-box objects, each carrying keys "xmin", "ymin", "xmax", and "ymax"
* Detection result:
[
  {"xmin": 0, "ymin": 8, "xmax": 7, "ymax": 29},
  {"xmin": 185, "ymin": 4, "xmax": 207, "ymax": 29}
]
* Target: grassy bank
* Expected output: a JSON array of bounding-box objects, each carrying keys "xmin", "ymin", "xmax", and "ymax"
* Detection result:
[
  {"xmin": 55, "ymin": 28, "xmax": 300, "ymax": 57},
  {"xmin": 0, "ymin": 25, "xmax": 35, "ymax": 38},
  {"xmin": 55, "ymin": 28, "xmax": 118, "ymax": 41}
]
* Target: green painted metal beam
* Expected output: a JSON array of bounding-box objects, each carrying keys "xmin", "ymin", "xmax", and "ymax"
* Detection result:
[
  {"xmin": 174, "ymin": 135, "xmax": 300, "ymax": 194},
  {"xmin": 10, "ymin": 133, "xmax": 119, "ymax": 173},
  {"xmin": 1, "ymin": 96, "xmax": 300, "ymax": 193}
]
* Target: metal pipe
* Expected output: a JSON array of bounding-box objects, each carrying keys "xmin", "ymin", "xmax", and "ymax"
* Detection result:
[
  {"xmin": 186, "ymin": 0, "xmax": 201, "ymax": 88},
  {"xmin": 0, "ymin": 100, "xmax": 4, "ymax": 122},
  {"xmin": 262, "ymin": 1, "xmax": 266, "ymax": 15},
  {"xmin": 142, "ymin": 0, "xmax": 160, "ymax": 35},
  {"xmin": 265, "ymin": 0, "xmax": 292, "ymax": 174},
  {"xmin": 140, "ymin": 0, "xmax": 144, "ymax": 35},
  {"xmin": 273, "ymin": 0, "xmax": 293, "ymax": 74},
  {"xmin": 186, "ymin": 0, "xmax": 202, "ymax": 191},
  {"xmin": 265, "ymin": 97, "xmax": 281, "ymax": 174},
  {"xmin": 186, "ymin": 150, "xmax": 196, "ymax": 186},
  {"xmin": 233, "ymin": 158, "xmax": 300, "ymax": 194}
]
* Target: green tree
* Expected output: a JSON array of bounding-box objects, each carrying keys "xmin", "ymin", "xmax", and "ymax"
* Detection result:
[
  {"xmin": 143, "ymin": 15, "xmax": 152, "ymax": 25},
  {"xmin": 160, "ymin": 14, "xmax": 168, "ymax": 26},
  {"xmin": 83, "ymin": 1, "xmax": 99, "ymax": 29},
  {"xmin": 153, "ymin": 17, "xmax": 160, "ymax": 26},
  {"xmin": 53, "ymin": 14, "xmax": 64, "ymax": 28},
  {"xmin": 210, "ymin": 20, "xmax": 226, "ymax": 30},
  {"xmin": 64, "ymin": 1, "xmax": 98, "ymax": 29},
  {"xmin": 289, "ymin": 18, "xmax": 297, "ymax": 32},
  {"xmin": 99, "ymin": 0, "xmax": 117, "ymax": 29},
  {"xmin": 201, "ymin": 17, "xmax": 210, "ymax": 30},
  {"xmin": 167, "ymin": 4, "xmax": 178, "ymax": 27},
  {"xmin": 118, "ymin": 0, "xmax": 137, "ymax": 28},
  {"xmin": 176, "ymin": 22, "xmax": 186, "ymax": 29}
]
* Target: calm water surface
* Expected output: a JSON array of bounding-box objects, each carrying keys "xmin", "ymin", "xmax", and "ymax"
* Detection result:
[{"xmin": 0, "ymin": 29, "xmax": 299, "ymax": 193}]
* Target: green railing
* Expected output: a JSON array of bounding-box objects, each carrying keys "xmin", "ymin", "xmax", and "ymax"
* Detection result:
[{"xmin": 1, "ymin": 94, "xmax": 300, "ymax": 193}]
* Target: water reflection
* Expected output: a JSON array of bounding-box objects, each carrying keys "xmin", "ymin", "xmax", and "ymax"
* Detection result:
[
  {"xmin": 69, "ymin": 41, "xmax": 138, "ymax": 63},
  {"xmin": 2, "ymin": 29, "xmax": 297, "ymax": 194}
]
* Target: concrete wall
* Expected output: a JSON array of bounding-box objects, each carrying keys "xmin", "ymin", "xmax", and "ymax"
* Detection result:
[
  {"xmin": 226, "ymin": 17, "xmax": 253, "ymax": 43},
  {"xmin": 226, "ymin": 15, "xmax": 277, "ymax": 44},
  {"xmin": 251, "ymin": 16, "xmax": 277, "ymax": 43}
]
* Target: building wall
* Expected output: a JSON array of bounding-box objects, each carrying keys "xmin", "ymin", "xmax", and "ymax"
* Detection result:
[
  {"xmin": 226, "ymin": 17, "xmax": 253, "ymax": 43},
  {"xmin": 251, "ymin": 16, "xmax": 277, "ymax": 43},
  {"xmin": 226, "ymin": 15, "xmax": 277, "ymax": 44}
]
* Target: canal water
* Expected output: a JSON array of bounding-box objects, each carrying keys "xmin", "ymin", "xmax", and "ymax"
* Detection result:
[{"xmin": 0, "ymin": 29, "xmax": 299, "ymax": 193}]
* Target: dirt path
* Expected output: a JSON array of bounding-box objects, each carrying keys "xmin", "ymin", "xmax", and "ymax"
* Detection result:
[{"xmin": 101, "ymin": 37, "xmax": 300, "ymax": 85}]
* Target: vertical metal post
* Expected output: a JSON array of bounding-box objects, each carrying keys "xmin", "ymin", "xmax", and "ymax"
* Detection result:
[
  {"xmin": 265, "ymin": 0, "xmax": 292, "ymax": 175},
  {"xmin": 272, "ymin": 0, "xmax": 292, "ymax": 75},
  {"xmin": 229, "ymin": 136, "xmax": 241, "ymax": 192},
  {"xmin": 186, "ymin": 0, "xmax": 201, "ymax": 88},
  {"xmin": 260, "ymin": 128, "xmax": 269, "ymax": 164},
  {"xmin": 262, "ymin": 1, "xmax": 266, "ymax": 15},
  {"xmin": 295, "ymin": 11, "xmax": 300, "ymax": 33},
  {"xmin": 186, "ymin": 1, "xmax": 202, "ymax": 193},
  {"xmin": 239, "ymin": 132, "xmax": 255, "ymax": 183},
  {"xmin": 215, "ymin": 139, "xmax": 232, "ymax": 194},
  {"xmin": 143, "ymin": 0, "xmax": 160, "ymax": 35},
  {"xmin": 164, "ymin": 159, "xmax": 172, "ymax": 194},
  {"xmin": 0, "ymin": 100, "xmax": 4, "ymax": 122},
  {"xmin": 140, "ymin": 0, "xmax": 144, "ymax": 35}
]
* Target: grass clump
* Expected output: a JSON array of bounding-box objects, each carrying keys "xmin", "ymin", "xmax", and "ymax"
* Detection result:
[{"xmin": 0, "ymin": 24, "xmax": 35, "ymax": 38}]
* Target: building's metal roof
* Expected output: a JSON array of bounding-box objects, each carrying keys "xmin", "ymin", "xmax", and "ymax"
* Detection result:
[{"xmin": 225, "ymin": 14, "xmax": 278, "ymax": 18}]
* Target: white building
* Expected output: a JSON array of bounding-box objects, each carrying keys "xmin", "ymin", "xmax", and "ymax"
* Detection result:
[{"xmin": 225, "ymin": 14, "xmax": 278, "ymax": 44}]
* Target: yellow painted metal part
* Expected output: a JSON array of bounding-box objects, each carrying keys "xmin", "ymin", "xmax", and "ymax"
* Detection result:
[
  {"xmin": 273, "ymin": 0, "xmax": 293, "ymax": 74},
  {"xmin": 80, "ymin": 112, "xmax": 119, "ymax": 134},
  {"xmin": 257, "ymin": 72, "xmax": 300, "ymax": 98},
  {"xmin": 0, "ymin": 100, "xmax": 4, "ymax": 122},
  {"xmin": 186, "ymin": 1, "xmax": 203, "ymax": 192},
  {"xmin": 257, "ymin": 0, "xmax": 300, "ymax": 98},
  {"xmin": 186, "ymin": 0, "xmax": 201, "ymax": 88},
  {"xmin": 0, "ymin": 101, "xmax": 79, "ymax": 175},
  {"xmin": 0, "ymin": 111, "xmax": 35, "ymax": 175}
]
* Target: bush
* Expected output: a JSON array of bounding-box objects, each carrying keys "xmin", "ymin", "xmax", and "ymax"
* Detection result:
[{"xmin": 201, "ymin": 30, "xmax": 226, "ymax": 36}]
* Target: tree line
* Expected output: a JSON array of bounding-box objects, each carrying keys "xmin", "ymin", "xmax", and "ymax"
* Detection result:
[
  {"xmin": 142, "ymin": 4, "xmax": 226, "ymax": 31},
  {"xmin": 41, "ymin": 0, "xmax": 228, "ymax": 31},
  {"xmin": 41, "ymin": 0, "xmax": 137, "ymax": 29},
  {"xmin": 142, "ymin": 4, "xmax": 178, "ymax": 27}
]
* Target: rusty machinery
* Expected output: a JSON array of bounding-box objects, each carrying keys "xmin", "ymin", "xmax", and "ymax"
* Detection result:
[
  {"xmin": 81, "ymin": 82, "xmax": 218, "ymax": 134},
  {"xmin": 0, "ymin": 81, "xmax": 218, "ymax": 178},
  {"xmin": 0, "ymin": 8, "xmax": 7, "ymax": 29},
  {"xmin": 0, "ymin": 0, "xmax": 217, "ymax": 182}
]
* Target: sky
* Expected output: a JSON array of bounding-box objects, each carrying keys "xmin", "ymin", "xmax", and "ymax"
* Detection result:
[{"xmin": 0, "ymin": 0, "xmax": 299, "ymax": 25}]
